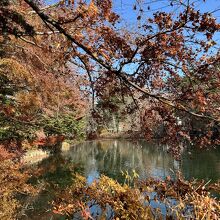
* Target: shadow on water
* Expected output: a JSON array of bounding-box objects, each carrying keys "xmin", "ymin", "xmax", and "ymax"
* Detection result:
[
  {"xmin": 21, "ymin": 140, "xmax": 220, "ymax": 219},
  {"xmin": 181, "ymin": 147, "xmax": 220, "ymax": 182},
  {"xmin": 21, "ymin": 154, "xmax": 83, "ymax": 220}
]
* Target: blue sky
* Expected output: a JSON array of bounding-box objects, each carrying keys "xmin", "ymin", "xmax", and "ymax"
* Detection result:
[
  {"xmin": 113, "ymin": 0, "xmax": 220, "ymax": 17},
  {"xmin": 45, "ymin": 0, "xmax": 220, "ymax": 42},
  {"xmin": 44, "ymin": 0, "xmax": 220, "ymax": 71},
  {"xmin": 45, "ymin": 0, "xmax": 220, "ymax": 22},
  {"xmin": 43, "ymin": 1, "xmax": 220, "ymax": 87}
]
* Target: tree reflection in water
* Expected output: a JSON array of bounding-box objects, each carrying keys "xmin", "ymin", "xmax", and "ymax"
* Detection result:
[
  {"xmin": 61, "ymin": 140, "xmax": 219, "ymax": 183},
  {"xmin": 21, "ymin": 140, "xmax": 220, "ymax": 219}
]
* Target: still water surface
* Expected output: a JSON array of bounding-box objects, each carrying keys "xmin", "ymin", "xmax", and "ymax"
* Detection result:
[
  {"xmin": 61, "ymin": 139, "xmax": 220, "ymax": 182},
  {"xmin": 23, "ymin": 140, "xmax": 220, "ymax": 219}
]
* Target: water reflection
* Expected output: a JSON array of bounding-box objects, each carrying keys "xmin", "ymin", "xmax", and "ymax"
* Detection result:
[
  {"xmin": 22, "ymin": 140, "xmax": 220, "ymax": 219},
  {"xmin": 182, "ymin": 147, "xmax": 220, "ymax": 182},
  {"xmin": 61, "ymin": 140, "xmax": 220, "ymax": 183}
]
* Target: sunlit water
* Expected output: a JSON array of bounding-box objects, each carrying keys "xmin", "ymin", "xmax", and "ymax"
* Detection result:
[{"xmin": 21, "ymin": 140, "xmax": 220, "ymax": 219}]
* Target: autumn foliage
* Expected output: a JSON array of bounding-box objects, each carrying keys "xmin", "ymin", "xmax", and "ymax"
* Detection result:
[
  {"xmin": 0, "ymin": 0, "xmax": 220, "ymax": 154},
  {"xmin": 0, "ymin": 0, "xmax": 220, "ymax": 218},
  {"xmin": 52, "ymin": 173, "xmax": 220, "ymax": 219}
]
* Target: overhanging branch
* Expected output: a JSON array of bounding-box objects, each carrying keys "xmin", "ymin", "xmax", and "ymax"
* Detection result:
[{"xmin": 23, "ymin": 0, "xmax": 220, "ymax": 123}]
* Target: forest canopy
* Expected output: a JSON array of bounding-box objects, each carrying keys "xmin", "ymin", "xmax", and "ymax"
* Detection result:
[
  {"xmin": 1, "ymin": 1, "xmax": 220, "ymax": 219},
  {"xmin": 1, "ymin": 0, "xmax": 220, "ymax": 154}
]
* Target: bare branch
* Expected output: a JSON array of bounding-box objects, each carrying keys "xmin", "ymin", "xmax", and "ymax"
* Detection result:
[
  {"xmin": 78, "ymin": 56, "xmax": 95, "ymax": 110},
  {"xmin": 18, "ymin": 36, "xmax": 42, "ymax": 48}
]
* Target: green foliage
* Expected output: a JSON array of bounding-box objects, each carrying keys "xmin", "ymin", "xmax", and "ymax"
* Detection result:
[
  {"xmin": 0, "ymin": 114, "xmax": 37, "ymax": 141},
  {"xmin": 42, "ymin": 115, "xmax": 86, "ymax": 140}
]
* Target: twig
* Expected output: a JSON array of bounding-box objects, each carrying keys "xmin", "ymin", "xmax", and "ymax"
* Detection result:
[{"xmin": 23, "ymin": 0, "xmax": 220, "ymax": 123}]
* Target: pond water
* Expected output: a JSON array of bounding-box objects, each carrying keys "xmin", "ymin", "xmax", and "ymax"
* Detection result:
[
  {"xmin": 63, "ymin": 140, "xmax": 220, "ymax": 182},
  {"xmin": 22, "ymin": 140, "xmax": 220, "ymax": 219}
]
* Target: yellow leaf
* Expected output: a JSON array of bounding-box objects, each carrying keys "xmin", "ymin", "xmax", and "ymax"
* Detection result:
[{"xmin": 88, "ymin": 1, "xmax": 99, "ymax": 16}]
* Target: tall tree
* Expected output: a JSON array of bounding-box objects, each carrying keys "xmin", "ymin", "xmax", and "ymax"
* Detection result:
[
  {"xmin": 1, "ymin": 0, "xmax": 220, "ymax": 154},
  {"xmin": 0, "ymin": 0, "xmax": 88, "ymax": 149}
]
